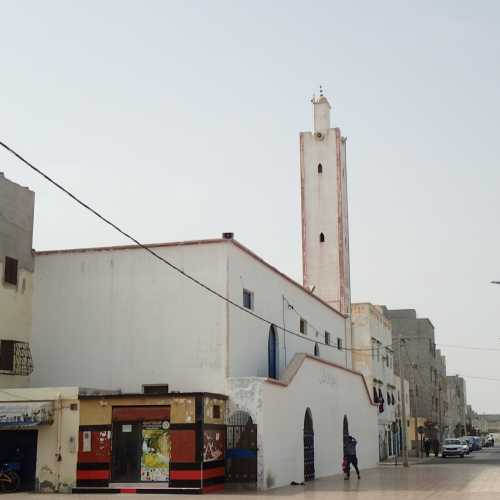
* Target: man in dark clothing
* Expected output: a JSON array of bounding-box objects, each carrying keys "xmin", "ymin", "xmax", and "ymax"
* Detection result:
[
  {"xmin": 423, "ymin": 437, "xmax": 431, "ymax": 457},
  {"xmin": 344, "ymin": 435, "xmax": 360, "ymax": 480}
]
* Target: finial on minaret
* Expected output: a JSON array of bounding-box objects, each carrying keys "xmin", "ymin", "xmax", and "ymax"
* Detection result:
[{"xmin": 319, "ymin": 85, "xmax": 324, "ymax": 97}]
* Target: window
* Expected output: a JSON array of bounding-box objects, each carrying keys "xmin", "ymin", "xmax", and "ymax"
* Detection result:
[
  {"xmin": 212, "ymin": 405, "xmax": 221, "ymax": 419},
  {"xmin": 4, "ymin": 257, "xmax": 18, "ymax": 286},
  {"xmin": 377, "ymin": 341, "xmax": 381, "ymax": 361},
  {"xmin": 142, "ymin": 384, "xmax": 169, "ymax": 394},
  {"xmin": 300, "ymin": 318, "xmax": 307, "ymax": 335},
  {"xmin": 243, "ymin": 289, "xmax": 254, "ymax": 310},
  {"xmin": 325, "ymin": 331, "xmax": 331, "ymax": 345},
  {"xmin": 319, "ymin": 232, "xmax": 325, "ymax": 242},
  {"xmin": 317, "ymin": 163, "xmax": 323, "ymax": 174},
  {"xmin": 337, "ymin": 337, "xmax": 343, "ymax": 350},
  {"xmin": 314, "ymin": 343, "xmax": 319, "ymax": 357},
  {"xmin": 0, "ymin": 340, "xmax": 15, "ymax": 372},
  {"xmin": 371, "ymin": 338, "xmax": 376, "ymax": 359}
]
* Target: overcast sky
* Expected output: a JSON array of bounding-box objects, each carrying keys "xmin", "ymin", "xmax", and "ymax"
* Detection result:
[{"xmin": 2, "ymin": 1, "xmax": 499, "ymax": 413}]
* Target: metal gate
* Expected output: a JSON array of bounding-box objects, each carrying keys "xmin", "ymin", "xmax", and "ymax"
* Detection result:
[
  {"xmin": 225, "ymin": 411, "xmax": 257, "ymax": 484},
  {"xmin": 304, "ymin": 409, "xmax": 315, "ymax": 482}
]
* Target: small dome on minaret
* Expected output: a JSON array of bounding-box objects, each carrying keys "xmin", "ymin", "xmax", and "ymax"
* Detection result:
[{"xmin": 311, "ymin": 86, "xmax": 331, "ymax": 132}]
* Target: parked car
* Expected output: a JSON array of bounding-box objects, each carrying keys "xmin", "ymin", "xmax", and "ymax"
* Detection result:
[
  {"xmin": 463, "ymin": 436, "xmax": 474, "ymax": 452},
  {"xmin": 460, "ymin": 440, "xmax": 470, "ymax": 455},
  {"xmin": 442, "ymin": 438, "xmax": 465, "ymax": 458},
  {"xmin": 472, "ymin": 437, "xmax": 482, "ymax": 450}
]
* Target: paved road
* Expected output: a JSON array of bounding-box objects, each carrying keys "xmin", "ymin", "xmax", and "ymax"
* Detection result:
[
  {"xmin": 2, "ymin": 448, "xmax": 500, "ymax": 500},
  {"xmin": 429, "ymin": 445, "xmax": 500, "ymax": 466}
]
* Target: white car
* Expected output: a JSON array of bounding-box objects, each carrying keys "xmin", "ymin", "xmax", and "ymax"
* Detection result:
[{"xmin": 442, "ymin": 438, "xmax": 465, "ymax": 458}]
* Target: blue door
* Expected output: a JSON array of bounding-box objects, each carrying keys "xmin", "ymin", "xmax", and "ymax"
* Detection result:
[{"xmin": 268, "ymin": 325, "xmax": 278, "ymax": 379}]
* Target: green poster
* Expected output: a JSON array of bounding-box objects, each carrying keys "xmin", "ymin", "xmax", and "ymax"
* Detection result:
[{"xmin": 141, "ymin": 421, "xmax": 170, "ymax": 482}]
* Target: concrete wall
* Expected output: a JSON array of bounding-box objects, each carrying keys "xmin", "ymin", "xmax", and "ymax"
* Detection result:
[
  {"xmin": 227, "ymin": 242, "xmax": 349, "ymax": 379},
  {"xmin": 0, "ymin": 387, "xmax": 80, "ymax": 492},
  {"xmin": 229, "ymin": 355, "xmax": 378, "ymax": 490},
  {"xmin": 32, "ymin": 242, "xmax": 229, "ymax": 394},
  {"xmin": 0, "ymin": 174, "xmax": 35, "ymax": 388},
  {"xmin": 447, "ymin": 375, "xmax": 467, "ymax": 436},
  {"xmin": 383, "ymin": 308, "xmax": 439, "ymax": 424},
  {"xmin": 300, "ymin": 97, "xmax": 350, "ymax": 317}
]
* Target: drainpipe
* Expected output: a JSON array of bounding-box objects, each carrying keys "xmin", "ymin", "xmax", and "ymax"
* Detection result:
[{"xmin": 56, "ymin": 393, "xmax": 62, "ymax": 492}]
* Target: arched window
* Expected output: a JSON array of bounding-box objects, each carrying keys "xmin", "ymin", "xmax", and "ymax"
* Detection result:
[
  {"xmin": 317, "ymin": 163, "xmax": 323, "ymax": 174},
  {"xmin": 314, "ymin": 343, "xmax": 319, "ymax": 357},
  {"xmin": 268, "ymin": 325, "xmax": 278, "ymax": 379},
  {"xmin": 319, "ymin": 233, "xmax": 325, "ymax": 243}
]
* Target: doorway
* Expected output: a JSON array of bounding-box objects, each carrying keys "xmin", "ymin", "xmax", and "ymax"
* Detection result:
[
  {"xmin": 0, "ymin": 430, "xmax": 38, "ymax": 490},
  {"xmin": 111, "ymin": 422, "xmax": 142, "ymax": 482},
  {"xmin": 343, "ymin": 415, "xmax": 349, "ymax": 456},
  {"xmin": 268, "ymin": 325, "xmax": 278, "ymax": 379},
  {"xmin": 303, "ymin": 409, "xmax": 315, "ymax": 482},
  {"xmin": 226, "ymin": 411, "xmax": 257, "ymax": 486}
]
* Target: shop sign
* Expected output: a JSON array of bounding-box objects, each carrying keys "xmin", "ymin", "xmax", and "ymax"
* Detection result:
[{"xmin": 0, "ymin": 402, "xmax": 54, "ymax": 428}]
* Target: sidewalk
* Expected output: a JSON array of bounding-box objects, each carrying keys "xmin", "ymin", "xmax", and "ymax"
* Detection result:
[{"xmin": 378, "ymin": 455, "xmax": 436, "ymax": 466}]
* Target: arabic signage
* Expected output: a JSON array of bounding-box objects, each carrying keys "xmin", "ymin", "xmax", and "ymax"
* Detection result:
[{"xmin": 0, "ymin": 402, "xmax": 54, "ymax": 428}]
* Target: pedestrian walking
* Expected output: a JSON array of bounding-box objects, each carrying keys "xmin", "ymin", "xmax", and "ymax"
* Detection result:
[
  {"xmin": 423, "ymin": 437, "xmax": 431, "ymax": 457},
  {"xmin": 343, "ymin": 435, "xmax": 360, "ymax": 480}
]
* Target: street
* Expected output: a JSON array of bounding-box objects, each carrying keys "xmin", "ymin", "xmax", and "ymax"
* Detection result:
[{"xmin": 2, "ymin": 448, "xmax": 499, "ymax": 500}]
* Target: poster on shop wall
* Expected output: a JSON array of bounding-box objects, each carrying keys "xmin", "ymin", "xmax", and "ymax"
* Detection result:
[
  {"xmin": 203, "ymin": 429, "xmax": 224, "ymax": 462},
  {"xmin": 141, "ymin": 421, "xmax": 170, "ymax": 482}
]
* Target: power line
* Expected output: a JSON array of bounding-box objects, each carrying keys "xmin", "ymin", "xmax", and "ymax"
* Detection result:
[
  {"xmin": 0, "ymin": 140, "xmax": 381, "ymax": 354},
  {"xmin": 437, "ymin": 343, "xmax": 500, "ymax": 352}
]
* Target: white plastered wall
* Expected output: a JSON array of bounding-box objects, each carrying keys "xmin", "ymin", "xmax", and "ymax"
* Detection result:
[
  {"xmin": 229, "ymin": 356, "xmax": 378, "ymax": 490},
  {"xmin": 226, "ymin": 243, "xmax": 349, "ymax": 380},
  {"xmin": 32, "ymin": 243, "xmax": 229, "ymax": 394}
]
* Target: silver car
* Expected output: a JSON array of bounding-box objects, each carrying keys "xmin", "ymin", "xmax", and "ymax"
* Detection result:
[{"xmin": 442, "ymin": 438, "xmax": 465, "ymax": 458}]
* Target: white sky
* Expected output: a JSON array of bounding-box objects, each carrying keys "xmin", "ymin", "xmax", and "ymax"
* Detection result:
[{"xmin": 1, "ymin": 1, "xmax": 499, "ymax": 413}]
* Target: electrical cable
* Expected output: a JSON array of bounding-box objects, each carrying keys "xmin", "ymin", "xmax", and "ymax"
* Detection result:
[
  {"xmin": 4, "ymin": 142, "xmax": 500, "ymax": 359},
  {"xmin": 0, "ymin": 140, "xmax": 386, "ymax": 354}
]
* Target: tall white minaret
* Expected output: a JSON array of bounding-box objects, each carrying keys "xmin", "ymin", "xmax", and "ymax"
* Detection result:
[{"xmin": 300, "ymin": 91, "xmax": 351, "ymax": 317}]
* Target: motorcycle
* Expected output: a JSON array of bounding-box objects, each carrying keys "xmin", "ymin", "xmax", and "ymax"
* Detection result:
[{"xmin": 0, "ymin": 462, "xmax": 21, "ymax": 493}]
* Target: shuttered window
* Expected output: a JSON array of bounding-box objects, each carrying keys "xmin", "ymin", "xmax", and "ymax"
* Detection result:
[
  {"xmin": 0, "ymin": 340, "xmax": 15, "ymax": 371},
  {"xmin": 4, "ymin": 257, "xmax": 18, "ymax": 286}
]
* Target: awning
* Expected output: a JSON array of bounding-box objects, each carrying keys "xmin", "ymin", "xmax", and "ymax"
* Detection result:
[{"xmin": 0, "ymin": 402, "xmax": 54, "ymax": 428}]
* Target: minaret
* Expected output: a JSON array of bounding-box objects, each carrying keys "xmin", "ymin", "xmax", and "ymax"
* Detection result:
[{"xmin": 300, "ymin": 90, "xmax": 351, "ymax": 317}]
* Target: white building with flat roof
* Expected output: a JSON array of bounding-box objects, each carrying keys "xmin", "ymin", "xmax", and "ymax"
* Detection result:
[{"xmin": 28, "ymin": 94, "xmax": 378, "ymax": 490}]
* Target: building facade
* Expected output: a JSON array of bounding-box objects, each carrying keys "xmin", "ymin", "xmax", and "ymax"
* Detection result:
[
  {"xmin": 0, "ymin": 173, "xmax": 35, "ymax": 388},
  {"xmin": 446, "ymin": 375, "xmax": 467, "ymax": 437},
  {"xmin": 381, "ymin": 308, "xmax": 441, "ymax": 448},
  {"xmin": 436, "ymin": 350, "xmax": 449, "ymax": 440},
  {"xmin": 23, "ymin": 95, "xmax": 379, "ymax": 491},
  {"xmin": 351, "ymin": 303, "xmax": 411, "ymax": 461}
]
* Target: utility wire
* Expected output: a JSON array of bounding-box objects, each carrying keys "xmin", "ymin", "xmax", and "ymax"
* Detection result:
[
  {"xmin": 0, "ymin": 140, "xmax": 382, "ymax": 354},
  {"xmin": 4, "ymin": 142, "xmax": 499, "ymax": 358}
]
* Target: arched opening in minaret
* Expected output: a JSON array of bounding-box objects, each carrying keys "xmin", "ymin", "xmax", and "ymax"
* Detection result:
[
  {"xmin": 319, "ymin": 233, "xmax": 325, "ymax": 243},
  {"xmin": 317, "ymin": 163, "xmax": 323, "ymax": 174}
]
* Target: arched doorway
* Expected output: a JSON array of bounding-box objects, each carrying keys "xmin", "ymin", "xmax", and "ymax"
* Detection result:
[
  {"xmin": 303, "ymin": 408, "xmax": 315, "ymax": 481},
  {"xmin": 226, "ymin": 411, "xmax": 257, "ymax": 486},
  {"xmin": 343, "ymin": 415, "xmax": 349, "ymax": 456},
  {"xmin": 268, "ymin": 325, "xmax": 278, "ymax": 379}
]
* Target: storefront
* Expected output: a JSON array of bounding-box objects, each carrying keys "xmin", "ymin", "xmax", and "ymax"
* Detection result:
[
  {"xmin": 0, "ymin": 388, "xmax": 80, "ymax": 493},
  {"xmin": 0, "ymin": 401, "xmax": 53, "ymax": 491},
  {"xmin": 76, "ymin": 392, "xmax": 227, "ymax": 494}
]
